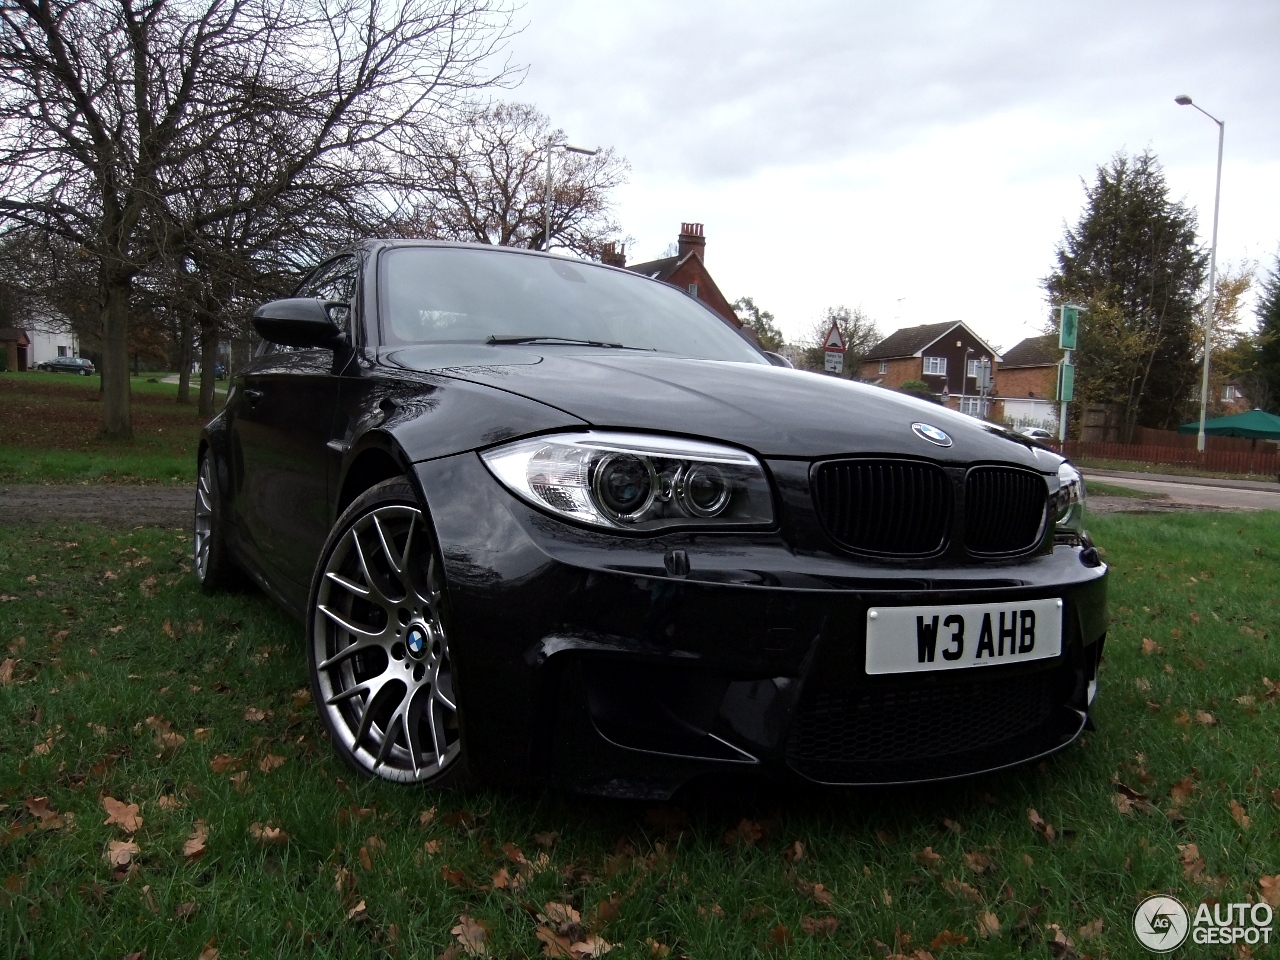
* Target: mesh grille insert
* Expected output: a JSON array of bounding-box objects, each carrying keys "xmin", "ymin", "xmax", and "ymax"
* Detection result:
[
  {"xmin": 812, "ymin": 460, "xmax": 951, "ymax": 556},
  {"xmin": 964, "ymin": 467, "xmax": 1049, "ymax": 555}
]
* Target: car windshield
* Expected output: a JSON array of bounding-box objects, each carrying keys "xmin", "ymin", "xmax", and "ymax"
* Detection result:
[{"xmin": 379, "ymin": 246, "xmax": 767, "ymax": 363}]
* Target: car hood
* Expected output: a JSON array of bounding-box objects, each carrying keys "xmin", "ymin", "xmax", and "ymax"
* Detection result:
[{"xmin": 380, "ymin": 346, "xmax": 1058, "ymax": 469}]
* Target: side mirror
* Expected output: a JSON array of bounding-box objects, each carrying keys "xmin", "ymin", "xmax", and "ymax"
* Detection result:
[
  {"xmin": 252, "ymin": 298, "xmax": 345, "ymax": 348},
  {"xmin": 763, "ymin": 351, "xmax": 794, "ymax": 368}
]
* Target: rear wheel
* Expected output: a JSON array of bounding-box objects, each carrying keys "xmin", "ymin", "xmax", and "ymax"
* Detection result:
[{"xmin": 308, "ymin": 479, "xmax": 468, "ymax": 787}]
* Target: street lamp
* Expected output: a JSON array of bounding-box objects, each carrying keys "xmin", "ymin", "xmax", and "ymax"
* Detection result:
[
  {"xmin": 544, "ymin": 140, "xmax": 599, "ymax": 252},
  {"xmin": 1175, "ymin": 94, "xmax": 1224, "ymax": 454}
]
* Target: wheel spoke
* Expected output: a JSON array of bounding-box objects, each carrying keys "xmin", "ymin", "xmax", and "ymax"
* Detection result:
[
  {"xmin": 372, "ymin": 514, "xmax": 400, "ymax": 575},
  {"xmin": 318, "ymin": 603, "xmax": 385, "ymax": 639},
  {"xmin": 352, "ymin": 679, "xmax": 402, "ymax": 747},
  {"xmin": 434, "ymin": 686, "xmax": 456, "ymax": 713},
  {"xmin": 426, "ymin": 696, "xmax": 444, "ymax": 764},
  {"xmin": 325, "ymin": 570, "xmax": 370, "ymax": 598},
  {"xmin": 348, "ymin": 530, "xmax": 391, "ymax": 606},
  {"xmin": 317, "ymin": 637, "xmax": 380, "ymax": 671}
]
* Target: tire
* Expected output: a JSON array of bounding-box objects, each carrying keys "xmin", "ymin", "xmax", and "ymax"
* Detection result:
[
  {"xmin": 78, "ymin": 368, "xmax": 90, "ymax": 376},
  {"xmin": 307, "ymin": 478, "xmax": 470, "ymax": 787},
  {"xmin": 193, "ymin": 450, "xmax": 242, "ymax": 592}
]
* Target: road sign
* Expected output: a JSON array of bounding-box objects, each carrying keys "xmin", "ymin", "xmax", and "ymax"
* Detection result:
[
  {"xmin": 1059, "ymin": 304, "xmax": 1080, "ymax": 351},
  {"xmin": 822, "ymin": 321, "xmax": 846, "ymax": 353},
  {"xmin": 825, "ymin": 351, "xmax": 844, "ymax": 374},
  {"xmin": 1058, "ymin": 361, "xmax": 1075, "ymax": 402}
]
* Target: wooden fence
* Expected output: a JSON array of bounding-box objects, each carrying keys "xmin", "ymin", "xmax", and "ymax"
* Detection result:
[{"xmin": 1053, "ymin": 441, "xmax": 1280, "ymax": 477}]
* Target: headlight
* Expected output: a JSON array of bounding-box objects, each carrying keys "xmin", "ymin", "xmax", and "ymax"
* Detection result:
[
  {"xmin": 1054, "ymin": 461, "xmax": 1086, "ymax": 540},
  {"xmin": 481, "ymin": 432, "xmax": 774, "ymax": 531}
]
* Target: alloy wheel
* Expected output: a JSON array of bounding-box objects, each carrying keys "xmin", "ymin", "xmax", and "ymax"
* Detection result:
[
  {"xmin": 193, "ymin": 456, "xmax": 214, "ymax": 581},
  {"xmin": 313, "ymin": 504, "xmax": 460, "ymax": 782}
]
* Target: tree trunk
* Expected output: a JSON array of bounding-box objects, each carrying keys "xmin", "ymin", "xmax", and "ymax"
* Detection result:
[
  {"xmin": 198, "ymin": 312, "xmax": 218, "ymax": 417},
  {"xmin": 177, "ymin": 315, "xmax": 192, "ymax": 404},
  {"xmin": 99, "ymin": 271, "xmax": 133, "ymax": 440}
]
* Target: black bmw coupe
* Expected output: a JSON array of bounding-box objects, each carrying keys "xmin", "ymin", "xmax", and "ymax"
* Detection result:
[{"xmin": 196, "ymin": 241, "xmax": 1107, "ymax": 797}]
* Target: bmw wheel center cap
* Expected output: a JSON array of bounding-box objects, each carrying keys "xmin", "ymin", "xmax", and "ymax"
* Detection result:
[
  {"xmin": 911, "ymin": 422, "xmax": 953, "ymax": 447},
  {"xmin": 406, "ymin": 623, "xmax": 429, "ymax": 659}
]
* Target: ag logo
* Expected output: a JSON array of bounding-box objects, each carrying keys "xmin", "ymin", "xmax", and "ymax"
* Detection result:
[{"xmin": 1133, "ymin": 895, "xmax": 1190, "ymax": 952}]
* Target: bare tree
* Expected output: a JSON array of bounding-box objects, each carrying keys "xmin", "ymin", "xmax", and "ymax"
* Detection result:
[
  {"xmin": 0, "ymin": 0, "xmax": 516, "ymax": 438},
  {"xmin": 393, "ymin": 101, "xmax": 628, "ymax": 258}
]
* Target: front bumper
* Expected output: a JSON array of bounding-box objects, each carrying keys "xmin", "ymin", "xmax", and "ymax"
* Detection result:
[{"xmin": 415, "ymin": 453, "xmax": 1108, "ymax": 798}]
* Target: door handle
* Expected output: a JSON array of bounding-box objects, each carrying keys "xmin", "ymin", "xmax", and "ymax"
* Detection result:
[{"xmin": 243, "ymin": 388, "xmax": 264, "ymax": 406}]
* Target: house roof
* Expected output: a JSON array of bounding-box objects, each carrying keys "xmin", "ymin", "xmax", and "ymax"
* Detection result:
[
  {"xmin": 626, "ymin": 253, "xmax": 685, "ymax": 282},
  {"xmin": 1001, "ymin": 334, "xmax": 1060, "ymax": 369},
  {"xmin": 0, "ymin": 327, "xmax": 30, "ymax": 344},
  {"xmin": 864, "ymin": 321, "xmax": 1001, "ymax": 362}
]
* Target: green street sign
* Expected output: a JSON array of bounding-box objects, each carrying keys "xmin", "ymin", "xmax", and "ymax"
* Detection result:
[
  {"xmin": 1059, "ymin": 304, "xmax": 1080, "ymax": 351},
  {"xmin": 1058, "ymin": 361, "xmax": 1075, "ymax": 402}
]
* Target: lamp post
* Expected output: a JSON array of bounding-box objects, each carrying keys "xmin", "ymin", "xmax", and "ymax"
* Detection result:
[
  {"xmin": 1175, "ymin": 94, "xmax": 1224, "ymax": 454},
  {"xmin": 543, "ymin": 140, "xmax": 599, "ymax": 252}
]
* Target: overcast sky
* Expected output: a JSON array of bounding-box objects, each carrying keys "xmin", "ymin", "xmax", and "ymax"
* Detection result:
[{"xmin": 503, "ymin": 0, "xmax": 1280, "ymax": 352}]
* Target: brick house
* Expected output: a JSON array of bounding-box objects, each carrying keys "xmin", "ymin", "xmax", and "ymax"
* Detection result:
[
  {"xmin": 0, "ymin": 327, "xmax": 30, "ymax": 372},
  {"xmin": 604, "ymin": 223, "xmax": 745, "ymax": 333},
  {"xmin": 861, "ymin": 321, "xmax": 1002, "ymax": 416},
  {"xmin": 994, "ymin": 334, "xmax": 1061, "ymax": 430}
]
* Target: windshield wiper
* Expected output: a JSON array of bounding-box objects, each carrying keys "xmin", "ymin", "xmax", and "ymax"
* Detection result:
[{"xmin": 484, "ymin": 335, "xmax": 652, "ymax": 350}]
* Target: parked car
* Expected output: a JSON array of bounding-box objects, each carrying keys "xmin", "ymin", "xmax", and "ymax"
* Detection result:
[
  {"xmin": 37, "ymin": 356, "xmax": 94, "ymax": 376},
  {"xmin": 1017, "ymin": 426, "xmax": 1056, "ymax": 442},
  {"xmin": 195, "ymin": 242, "xmax": 1107, "ymax": 795}
]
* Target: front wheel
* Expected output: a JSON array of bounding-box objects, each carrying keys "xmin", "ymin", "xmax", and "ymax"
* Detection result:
[
  {"xmin": 78, "ymin": 368, "xmax": 90, "ymax": 376},
  {"xmin": 193, "ymin": 450, "xmax": 242, "ymax": 592},
  {"xmin": 307, "ymin": 479, "xmax": 469, "ymax": 787}
]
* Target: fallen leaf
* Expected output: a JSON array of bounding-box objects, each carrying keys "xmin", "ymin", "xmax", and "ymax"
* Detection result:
[
  {"xmin": 882, "ymin": 889, "xmax": 892, "ymax": 906},
  {"xmin": 1027, "ymin": 808, "xmax": 1056, "ymax": 842},
  {"xmin": 942, "ymin": 817, "xmax": 963, "ymax": 834},
  {"xmin": 644, "ymin": 938, "xmax": 671, "ymax": 958},
  {"xmin": 440, "ymin": 864, "xmax": 467, "ymax": 888},
  {"xmin": 1259, "ymin": 875, "xmax": 1280, "ymax": 908},
  {"xmin": 102, "ymin": 797, "xmax": 143, "ymax": 833},
  {"xmin": 976, "ymin": 912, "xmax": 1000, "ymax": 938},
  {"xmin": 801, "ymin": 915, "xmax": 839, "ymax": 937},
  {"xmin": 1194, "ymin": 710, "xmax": 1217, "ymax": 726},
  {"xmin": 451, "ymin": 914, "xmax": 488, "ymax": 956},
  {"xmin": 424, "ymin": 839, "xmax": 441, "ymax": 854},
  {"xmin": 257, "ymin": 754, "xmax": 286, "ymax": 774},
  {"xmin": 248, "ymin": 822, "xmax": 288, "ymax": 845},
  {"xmin": 1077, "ymin": 918, "xmax": 1103, "ymax": 940},
  {"xmin": 197, "ymin": 942, "xmax": 219, "ymax": 960},
  {"xmin": 943, "ymin": 878, "xmax": 983, "ymax": 903},
  {"xmin": 1045, "ymin": 923, "xmax": 1075, "ymax": 959},
  {"xmin": 782, "ymin": 840, "xmax": 805, "ymax": 863},
  {"xmin": 697, "ymin": 903, "xmax": 725, "ymax": 918},
  {"xmin": 346, "ymin": 899, "xmax": 368, "ymax": 923},
  {"xmin": 183, "ymin": 822, "xmax": 208, "ymax": 861},
  {"xmin": 0, "ymin": 659, "xmax": 14, "ymax": 685},
  {"xmin": 490, "ymin": 866, "xmax": 510, "ymax": 889},
  {"xmin": 1177, "ymin": 842, "xmax": 1206, "ymax": 881},
  {"xmin": 105, "ymin": 840, "xmax": 141, "ymax": 868},
  {"xmin": 963, "ymin": 851, "xmax": 992, "ymax": 874},
  {"xmin": 768, "ymin": 923, "xmax": 792, "ymax": 947},
  {"xmin": 723, "ymin": 818, "xmax": 763, "ymax": 846},
  {"xmin": 533, "ymin": 830, "xmax": 560, "ymax": 848},
  {"xmin": 1141, "ymin": 638, "xmax": 1162, "ymax": 655},
  {"xmin": 210, "ymin": 754, "xmax": 239, "ymax": 773},
  {"xmin": 175, "ymin": 901, "xmax": 199, "ymax": 920},
  {"xmin": 229, "ymin": 771, "xmax": 249, "ymax": 792},
  {"xmin": 1229, "ymin": 800, "xmax": 1250, "ymax": 828},
  {"xmin": 243, "ymin": 707, "xmax": 267, "ymax": 722},
  {"xmin": 419, "ymin": 807, "xmax": 436, "ymax": 827},
  {"xmin": 157, "ymin": 795, "xmax": 182, "ymax": 811},
  {"xmin": 914, "ymin": 846, "xmax": 943, "ymax": 870},
  {"xmin": 541, "ymin": 902, "xmax": 581, "ymax": 927},
  {"xmin": 931, "ymin": 929, "xmax": 969, "ymax": 948},
  {"xmin": 25, "ymin": 796, "xmax": 73, "ymax": 830},
  {"xmin": 1169, "ymin": 777, "xmax": 1197, "ymax": 806},
  {"xmin": 141, "ymin": 884, "xmax": 158, "ymax": 915}
]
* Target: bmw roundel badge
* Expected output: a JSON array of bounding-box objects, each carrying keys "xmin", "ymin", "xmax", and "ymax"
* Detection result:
[
  {"xmin": 911, "ymin": 422, "xmax": 953, "ymax": 447},
  {"xmin": 406, "ymin": 627, "xmax": 425, "ymax": 656}
]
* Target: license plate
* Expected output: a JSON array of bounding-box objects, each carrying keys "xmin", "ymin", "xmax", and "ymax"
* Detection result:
[{"xmin": 865, "ymin": 598, "xmax": 1063, "ymax": 675}]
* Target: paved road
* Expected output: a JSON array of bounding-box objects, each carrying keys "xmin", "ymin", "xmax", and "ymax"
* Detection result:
[{"xmin": 1086, "ymin": 471, "xmax": 1280, "ymax": 512}]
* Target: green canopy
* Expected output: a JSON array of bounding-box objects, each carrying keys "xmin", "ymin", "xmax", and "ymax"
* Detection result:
[{"xmin": 1178, "ymin": 409, "xmax": 1280, "ymax": 439}]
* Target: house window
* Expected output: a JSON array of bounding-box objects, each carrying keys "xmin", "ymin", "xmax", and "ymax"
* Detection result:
[
  {"xmin": 687, "ymin": 283, "xmax": 699, "ymax": 298},
  {"xmin": 58, "ymin": 345, "xmax": 70, "ymax": 357},
  {"xmin": 1222, "ymin": 385, "xmax": 1240, "ymax": 401},
  {"xmin": 960, "ymin": 397, "xmax": 985, "ymax": 416},
  {"xmin": 922, "ymin": 356, "xmax": 947, "ymax": 376},
  {"xmin": 878, "ymin": 360, "xmax": 887, "ymax": 375}
]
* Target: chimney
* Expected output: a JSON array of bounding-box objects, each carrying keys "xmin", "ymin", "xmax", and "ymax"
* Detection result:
[
  {"xmin": 600, "ymin": 241, "xmax": 626, "ymax": 268},
  {"xmin": 677, "ymin": 222, "xmax": 706, "ymax": 262}
]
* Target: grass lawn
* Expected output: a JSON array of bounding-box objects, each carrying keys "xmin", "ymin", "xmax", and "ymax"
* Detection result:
[
  {"xmin": 1076, "ymin": 457, "xmax": 1280, "ymax": 485},
  {"xmin": 1, "ymin": 512, "xmax": 1278, "ymax": 959},
  {"xmin": 0, "ymin": 372, "xmax": 218, "ymax": 485},
  {"xmin": 1085, "ymin": 481, "xmax": 1169, "ymax": 501}
]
